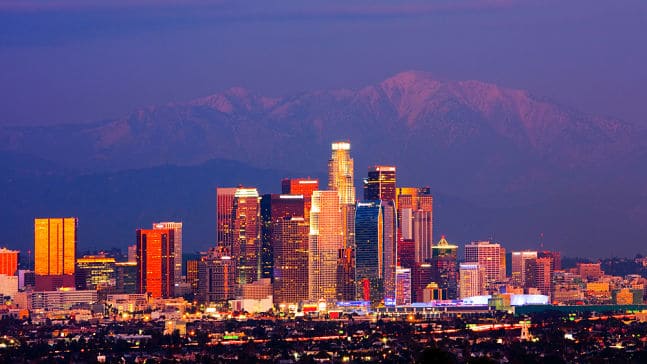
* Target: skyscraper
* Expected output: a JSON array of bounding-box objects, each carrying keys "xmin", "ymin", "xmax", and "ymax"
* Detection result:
[
  {"xmin": 328, "ymin": 141, "xmax": 355, "ymax": 205},
  {"xmin": 525, "ymin": 257, "xmax": 553, "ymax": 297},
  {"xmin": 395, "ymin": 268, "xmax": 412, "ymax": 306},
  {"xmin": 354, "ymin": 200, "xmax": 397, "ymax": 305},
  {"xmin": 281, "ymin": 178, "xmax": 319, "ymax": 220},
  {"xmin": 216, "ymin": 187, "xmax": 237, "ymax": 246},
  {"xmin": 511, "ymin": 251, "xmax": 538, "ymax": 287},
  {"xmin": 115, "ymin": 261, "xmax": 137, "ymax": 294},
  {"xmin": 396, "ymin": 187, "xmax": 433, "ymax": 263},
  {"xmin": 459, "ymin": 262, "xmax": 486, "ymax": 298},
  {"xmin": 186, "ymin": 259, "xmax": 200, "ymax": 294},
  {"xmin": 363, "ymin": 166, "xmax": 396, "ymax": 202},
  {"xmin": 308, "ymin": 190, "xmax": 342, "ymax": 302},
  {"xmin": 198, "ymin": 247, "xmax": 235, "ymax": 304},
  {"xmin": 464, "ymin": 241, "xmax": 505, "ymax": 291},
  {"xmin": 260, "ymin": 194, "xmax": 305, "ymax": 279},
  {"xmin": 75, "ymin": 255, "xmax": 117, "ymax": 291},
  {"xmin": 272, "ymin": 217, "xmax": 309, "ymax": 306},
  {"xmin": 34, "ymin": 217, "xmax": 77, "ymax": 290},
  {"xmin": 0, "ymin": 248, "xmax": 19, "ymax": 276},
  {"xmin": 136, "ymin": 228, "xmax": 175, "ymax": 298},
  {"xmin": 355, "ymin": 202, "xmax": 381, "ymax": 303},
  {"xmin": 153, "ymin": 222, "xmax": 183, "ymax": 286},
  {"xmin": 231, "ymin": 188, "xmax": 261, "ymax": 285},
  {"xmin": 328, "ymin": 141, "xmax": 357, "ymax": 300},
  {"xmin": 430, "ymin": 236, "xmax": 458, "ymax": 299}
]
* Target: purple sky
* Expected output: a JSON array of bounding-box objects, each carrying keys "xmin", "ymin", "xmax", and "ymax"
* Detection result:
[{"xmin": 1, "ymin": 0, "xmax": 646, "ymax": 126}]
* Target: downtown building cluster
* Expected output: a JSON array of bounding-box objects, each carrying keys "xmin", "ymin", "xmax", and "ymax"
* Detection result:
[{"xmin": 0, "ymin": 141, "xmax": 646, "ymax": 318}]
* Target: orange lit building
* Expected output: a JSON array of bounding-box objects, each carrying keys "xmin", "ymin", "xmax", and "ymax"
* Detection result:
[
  {"xmin": 0, "ymin": 248, "xmax": 19, "ymax": 276},
  {"xmin": 396, "ymin": 187, "xmax": 433, "ymax": 264},
  {"xmin": 216, "ymin": 187, "xmax": 238, "ymax": 246},
  {"xmin": 34, "ymin": 218, "xmax": 77, "ymax": 290},
  {"xmin": 136, "ymin": 229, "xmax": 175, "ymax": 298},
  {"xmin": 281, "ymin": 178, "xmax": 319, "ymax": 220},
  {"xmin": 232, "ymin": 188, "xmax": 262, "ymax": 285},
  {"xmin": 272, "ymin": 217, "xmax": 309, "ymax": 305}
]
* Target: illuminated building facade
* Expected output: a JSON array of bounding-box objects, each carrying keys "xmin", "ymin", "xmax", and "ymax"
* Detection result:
[
  {"xmin": 396, "ymin": 187, "xmax": 433, "ymax": 263},
  {"xmin": 186, "ymin": 259, "xmax": 199, "ymax": 294},
  {"xmin": 539, "ymin": 250, "xmax": 562, "ymax": 271},
  {"xmin": 430, "ymin": 236, "xmax": 458, "ymax": 299},
  {"xmin": 459, "ymin": 262, "xmax": 485, "ymax": 298},
  {"xmin": 308, "ymin": 190, "xmax": 342, "ymax": 301},
  {"xmin": 272, "ymin": 217, "xmax": 309, "ymax": 306},
  {"xmin": 328, "ymin": 141, "xmax": 356, "ymax": 205},
  {"xmin": 115, "ymin": 262, "xmax": 137, "ymax": 294},
  {"xmin": 75, "ymin": 255, "xmax": 116, "ymax": 291},
  {"xmin": 412, "ymin": 263, "xmax": 433, "ymax": 303},
  {"xmin": 231, "ymin": 188, "xmax": 261, "ymax": 285},
  {"xmin": 363, "ymin": 166, "xmax": 396, "ymax": 202},
  {"xmin": 0, "ymin": 248, "xmax": 19, "ymax": 276},
  {"xmin": 216, "ymin": 187, "xmax": 237, "ymax": 246},
  {"xmin": 153, "ymin": 222, "xmax": 183, "ymax": 285},
  {"xmin": 354, "ymin": 200, "xmax": 397, "ymax": 305},
  {"xmin": 327, "ymin": 141, "xmax": 357, "ymax": 301},
  {"xmin": 395, "ymin": 267, "xmax": 411, "ymax": 306},
  {"xmin": 464, "ymin": 241, "xmax": 505, "ymax": 290},
  {"xmin": 136, "ymin": 228, "xmax": 175, "ymax": 298},
  {"xmin": 198, "ymin": 247, "xmax": 235, "ymax": 303},
  {"xmin": 261, "ymin": 194, "xmax": 305, "ymax": 279},
  {"xmin": 281, "ymin": 178, "xmax": 319, "ymax": 220},
  {"xmin": 34, "ymin": 217, "xmax": 77, "ymax": 290},
  {"xmin": 525, "ymin": 257, "xmax": 553, "ymax": 297},
  {"xmin": 511, "ymin": 251, "xmax": 538, "ymax": 287}
]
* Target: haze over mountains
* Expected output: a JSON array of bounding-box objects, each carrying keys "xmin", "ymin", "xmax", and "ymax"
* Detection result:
[{"xmin": 1, "ymin": 71, "xmax": 646, "ymax": 257}]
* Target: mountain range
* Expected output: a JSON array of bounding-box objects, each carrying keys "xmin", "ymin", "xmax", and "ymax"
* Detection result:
[{"xmin": 1, "ymin": 71, "xmax": 646, "ymax": 257}]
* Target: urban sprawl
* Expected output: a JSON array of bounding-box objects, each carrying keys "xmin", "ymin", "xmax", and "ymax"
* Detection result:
[{"xmin": 1, "ymin": 141, "xmax": 647, "ymax": 362}]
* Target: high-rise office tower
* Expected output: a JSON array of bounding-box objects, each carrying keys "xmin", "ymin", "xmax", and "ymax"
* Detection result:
[
  {"xmin": 395, "ymin": 268, "xmax": 412, "ymax": 306},
  {"xmin": 354, "ymin": 200, "xmax": 397, "ymax": 305},
  {"xmin": 216, "ymin": 187, "xmax": 238, "ymax": 246},
  {"xmin": 459, "ymin": 262, "xmax": 486, "ymax": 298},
  {"xmin": 308, "ymin": 190, "xmax": 342, "ymax": 302},
  {"xmin": 412, "ymin": 262, "xmax": 433, "ymax": 303},
  {"xmin": 0, "ymin": 248, "xmax": 19, "ymax": 276},
  {"xmin": 538, "ymin": 250, "xmax": 562, "ymax": 272},
  {"xmin": 430, "ymin": 236, "xmax": 458, "ymax": 299},
  {"xmin": 136, "ymin": 228, "xmax": 175, "ymax": 298},
  {"xmin": 327, "ymin": 141, "xmax": 357, "ymax": 300},
  {"xmin": 272, "ymin": 217, "xmax": 309, "ymax": 306},
  {"xmin": 511, "ymin": 251, "xmax": 538, "ymax": 287},
  {"xmin": 281, "ymin": 178, "xmax": 319, "ymax": 220},
  {"xmin": 396, "ymin": 187, "xmax": 433, "ymax": 263},
  {"xmin": 153, "ymin": 222, "xmax": 183, "ymax": 286},
  {"xmin": 464, "ymin": 241, "xmax": 505, "ymax": 290},
  {"xmin": 525, "ymin": 257, "xmax": 553, "ymax": 297},
  {"xmin": 363, "ymin": 166, "xmax": 396, "ymax": 202},
  {"xmin": 231, "ymin": 188, "xmax": 261, "ymax": 285},
  {"xmin": 328, "ymin": 141, "xmax": 355, "ymax": 205},
  {"xmin": 115, "ymin": 262, "xmax": 137, "ymax": 294},
  {"xmin": 261, "ymin": 194, "xmax": 305, "ymax": 279},
  {"xmin": 34, "ymin": 217, "xmax": 77, "ymax": 290},
  {"xmin": 382, "ymin": 200, "xmax": 397, "ymax": 305},
  {"xmin": 186, "ymin": 259, "xmax": 200, "ymax": 294},
  {"xmin": 355, "ymin": 202, "xmax": 381, "ymax": 303},
  {"xmin": 75, "ymin": 255, "xmax": 116, "ymax": 291},
  {"xmin": 198, "ymin": 247, "xmax": 235, "ymax": 304}
]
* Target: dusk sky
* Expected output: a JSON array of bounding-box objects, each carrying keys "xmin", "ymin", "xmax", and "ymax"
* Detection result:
[{"xmin": 1, "ymin": 0, "xmax": 646, "ymax": 126}]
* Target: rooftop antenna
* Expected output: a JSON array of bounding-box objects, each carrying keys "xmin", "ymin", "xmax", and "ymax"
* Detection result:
[{"xmin": 539, "ymin": 232, "xmax": 544, "ymax": 250}]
